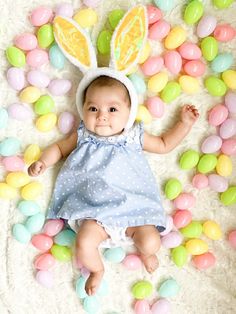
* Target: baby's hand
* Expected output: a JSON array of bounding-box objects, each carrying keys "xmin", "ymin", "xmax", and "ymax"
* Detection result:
[
  {"xmin": 28, "ymin": 160, "xmax": 46, "ymax": 176},
  {"xmin": 181, "ymin": 105, "xmax": 199, "ymax": 126}
]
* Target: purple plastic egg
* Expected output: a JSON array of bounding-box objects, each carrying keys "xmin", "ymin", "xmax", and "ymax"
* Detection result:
[
  {"xmin": 27, "ymin": 70, "xmax": 50, "ymax": 88},
  {"xmin": 151, "ymin": 299, "xmax": 171, "ymax": 314},
  {"xmin": 36, "ymin": 270, "xmax": 53, "ymax": 288},
  {"xmin": 197, "ymin": 15, "xmax": 217, "ymax": 38},
  {"xmin": 160, "ymin": 215, "xmax": 173, "ymax": 236},
  {"xmin": 164, "ymin": 51, "xmax": 182, "ymax": 75},
  {"xmin": 208, "ymin": 174, "xmax": 228, "ymax": 192},
  {"xmin": 208, "ymin": 104, "xmax": 228, "ymax": 126},
  {"xmin": 82, "ymin": 0, "xmax": 101, "ymax": 8},
  {"xmin": 30, "ymin": 6, "xmax": 53, "ymax": 26},
  {"xmin": 148, "ymin": 19, "xmax": 170, "ymax": 40},
  {"xmin": 26, "ymin": 49, "xmax": 49, "ymax": 68},
  {"xmin": 225, "ymin": 91, "xmax": 236, "ymax": 113},
  {"xmin": 146, "ymin": 97, "xmax": 165, "ymax": 118},
  {"xmin": 7, "ymin": 67, "xmax": 25, "ymax": 91},
  {"xmin": 134, "ymin": 300, "xmax": 150, "ymax": 314},
  {"xmin": 58, "ymin": 112, "xmax": 75, "ymax": 134},
  {"xmin": 2, "ymin": 156, "xmax": 25, "ymax": 171},
  {"xmin": 161, "ymin": 231, "xmax": 183, "ymax": 249},
  {"xmin": 201, "ymin": 135, "xmax": 222, "ymax": 153},
  {"xmin": 219, "ymin": 118, "xmax": 236, "ymax": 139},
  {"xmin": 221, "ymin": 139, "xmax": 236, "ymax": 156},
  {"xmin": 122, "ymin": 254, "xmax": 142, "ymax": 270},
  {"xmin": 173, "ymin": 193, "xmax": 195, "ymax": 210},
  {"xmin": 48, "ymin": 79, "xmax": 72, "ymax": 96},
  {"xmin": 14, "ymin": 33, "xmax": 38, "ymax": 51},
  {"xmin": 8, "ymin": 103, "xmax": 33, "ymax": 120},
  {"xmin": 55, "ymin": 3, "xmax": 74, "ymax": 17}
]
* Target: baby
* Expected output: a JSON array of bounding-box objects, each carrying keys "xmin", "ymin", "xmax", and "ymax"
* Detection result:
[{"xmin": 28, "ymin": 75, "xmax": 199, "ymax": 296}]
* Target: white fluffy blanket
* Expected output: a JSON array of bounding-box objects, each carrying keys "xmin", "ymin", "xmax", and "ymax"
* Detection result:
[{"xmin": 0, "ymin": 0, "xmax": 236, "ymax": 313}]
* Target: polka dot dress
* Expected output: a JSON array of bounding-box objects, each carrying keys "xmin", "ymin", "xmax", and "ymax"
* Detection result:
[{"xmin": 47, "ymin": 122, "xmax": 166, "ymax": 231}]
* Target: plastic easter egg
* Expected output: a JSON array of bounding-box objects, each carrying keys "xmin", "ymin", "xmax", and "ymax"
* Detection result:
[
  {"xmin": 185, "ymin": 239, "xmax": 208, "ymax": 255},
  {"xmin": 17, "ymin": 200, "xmax": 41, "ymax": 216},
  {"xmin": 54, "ymin": 229, "xmax": 76, "ymax": 247},
  {"xmin": 183, "ymin": 60, "xmax": 206, "ymax": 77},
  {"xmin": 192, "ymin": 252, "xmax": 216, "ymax": 269},
  {"xmin": 49, "ymin": 44, "xmax": 65, "ymax": 69},
  {"xmin": 179, "ymin": 75, "xmax": 199, "ymax": 94},
  {"xmin": 164, "ymin": 26, "xmax": 186, "ymax": 50},
  {"xmin": 147, "ymin": 5, "xmax": 162, "ymax": 24},
  {"xmin": 160, "ymin": 215, "xmax": 173, "ymax": 236},
  {"xmin": 24, "ymin": 144, "xmax": 41, "ymax": 165},
  {"xmin": 201, "ymin": 37, "xmax": 218, "ymax": 61},
  {"xmin": 153, "ymin": 0, "xmax": 175, "ymax": 11},
  {"xmin": 161, "ymin": 231, "xmax": 183, "ymax": 249},
  {"xmin": 222, "ymin": 70, "xmax": 236, "ymax": 90},
  {"xmin": 6, "ymin": 46, "xmax": 26, "ymax": 67},
  {"xmin": 35, "ymin": 113, "xmax": 57, "ymax": 132},
  {"xmin": 30, "ymin": 6, "xmax": 53, "ymax": 26},
  {"xmin": 171, "ymin": 245, "xmax": 188, "ymax": 267},
  {"xmin": 228, "ymin": 230, "xmax": 236, "ymax": 248},
  {"xmin": 225, "ymin": 91, "xmax": 236, "ymax": 113},
  {"xmin": 0, "ymin": 108, "xmax": 8, "ymax": 129},
  {"xmin": 178, "ymin": 43, "xmax": 202, "ymax": 60},
  {"xmin": 122, "ymin": 254, "xmax": 142, "ymax": 270},
  {"xmin": 43, "ymin": 219, "xmax": 64, "ymax": 236},
  {"xmin": 131, "ymin": 281, "xmax": 153, "ymax": 299},
  {"xmin": 83, "ymin": 0, "xmax": 101, "ymax": 8},
  {"xmin": 48, "ymin": 79, "xmax": 72, "ymax": 96},
  {"xmin": 104, "ymin": 247, "xmax": 126, "ymax": 263},
  {"xmin": 203, "ymin": 220, "xmax": 222, "ymax": 240},
  {"xmin": 179, "ymin": 150, "xmax": 200, "ymax": 170},
  {"xmin": 25, "ymin": 212, "xmax": 45, "ymax": 233},
  {"xmin": 8, "ymin": 103, "xmax": 33, "ymax": 121},
  {"xmin": 73, "ymin": 8, "xmax": 98, "ymax": 28},
  {"xmin": 140, "ymin": 56, "xmax": 164, "ymax": 76},
  {"xmin": 0, "ymin": 183, "xmax": 17, "ymax": 199},
  {"xmin": 83, "ymin": 296, "xmax": 100, "ymax": 314},
  {"xmin": 2, "ymin": 156, "xmax": 24, "ymax": 171},
  {"xmin": 51, "ymin": 244, "xmax": 72, "ymax": 262},
  {"xmin": 197, "ymin": 154, "xmax": 217, "ymax": 174},
  {"xmin": 129, "ymin": 74, "xmax": 146, "ymax": 94},
  {"xmin": 12, "ymin": 223, "xmax": 31, "ymax": 244},
  {"xmin": 76, "ymin": 276, "xmax": 88, "ymax": 298},
  {"xmin": 37, "ymin": 24, "xmax": 54, "ymax": 48},
  {"xmin": 201, "ymin": 135, "xmax": 222, "ymax": 154},
  {"xmin": 7, "ymin": 67, "xmax": 25, "ymax": 91},
  {"xmin": 21, "ymin": 181, "xmax": 43, "ymax": 200},
  {"xmin": 6, "ymin": 171, "xmax": 30, "ymax": 188},
  {"xmin": 158, "ymin": 278, "xmax": 180, "ymax": 298},
  {"xmin": 138, "ymin": 42, "xmax": 151, "ymax": 64},
  {"xmin": 184, "ymin": 0, "xmax": 203, "ymax": 25},
  {"xmin": 19, "ymin": 86, "xmax": 41, "ymax": 104},
  {"xmin": 34, "ymin": 95, "xmax": 54, "ymax": 115},
  {"xmin": 35, "ymin": 270, "xmax": 53, "ymax": 288},
  {"xmin": 160, "ymin": 81, "xmax": 181, "ymax": 103},
  {"xmin": 55, "ymin": 3, "xmax": 74, "ymax": 17},
  {"xmin": 146, "ymin": 97, "xmax": 164, "ymax": 118},
  {"xmin": 31, "ymin": 234, "xmax": 53, "ymax": 251},
  {"xmin": 148, "ymin": 72, "xmax": 168, "ymax": 93},
  {"xmin": 34, "ymin": 253, "xmax": 56, "ymax": 270},
  {"xmin": 134, "ymin": 300, "xmax": 150, "ymax": 314},
  {"xmin": 205, "ymin": 76, "xmax": 227, "ymax": 97},
  {"xmin": 80, "ymin": 267, "xmax": 90, "ymax": 279},
  {"xmin": 108, "ymin": 9, "xmax": 125, "ymax": 29},
  {"xmin": 213, "ymin": 0, "xmax": 234, "ymax": 9},
  {"xmin": 148, "ymin": 19, "xmax": 170, "ymax": 40},
  {"xmin": 221, "ymin": 139, "xmax": 236, "ymax": 156},
  {"xmin": 151, "ymin": 299, "xmax": 171, "ymax": 314},
  {"xmin": 180, "ymin": 221, "xmax": 203, "ymax": 238},
  {"xmin": 58, "ymin": 112, "xmax": 75, "ymax": 134},
  {"xmin": 14, "ymin": 33, "xmax": 38, "ymax": 51},
  {"xmin": 219, "ymin": 118, "xmax": 236, "ymax": 139},
  {"xmin": 211, "ymin": 53, "xmax": 233, "ymax": 73},
  {"xmin": 0, "ymin": 137, "xmax": 21, "ymax": 156},
  {"xmin": 173, "ymin": 210, "xmax": 192, "ymax": 229},
  {"xmin": 27, "ymin": 70, "xmax": 50, "ymax": 88},
  {"xmin": 216, "ymin": 154, "xmax": 232, "ymax": 176},
  {"xmin": 97, "ymin": 30, "xmax": 112, "ymax": 55},
  {"xmin": 208, "ymin": 104, "xmax": 228, "ymax": 126},
  {"xmin": 164, "ymin": 178, "xmax": 182, "ymax": 200},
  {"xmin": 164, "ymin": 51, "xmax": 182, "ymax": 75},
  {"xmin": 136, "ymin": 106, "xmax": 152, "ymax": 124},
  {"xmin": 26, "ymin": 48, "xmax": 49, "ymax": 68},
  {"xmin": 173, "ymin": 193, "xmax": 195, "ymax": 210},
  {"xmin": 220, "ymin": 186, "xmax": 236, "ymax": 205},
  {"xmin": 213, "ymin": 24, "xmax": 236, "ymax": 42},
  {"xmin": 197, "ymin": 15, "xmax": 217, "ymax": 38},
  {"xmin": 192, "ymin": 174, "xmax": 209, "ymax": 189}
]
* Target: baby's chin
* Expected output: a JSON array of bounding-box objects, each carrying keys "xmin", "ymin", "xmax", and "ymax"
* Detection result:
[{"xmin": 94, "ymin": 126, "xmax": 123, "ymax": 137}]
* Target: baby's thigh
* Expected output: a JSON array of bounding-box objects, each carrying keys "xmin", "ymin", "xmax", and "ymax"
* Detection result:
[
  {"xmin": 126, "ymin": 225, "xmax": 161, "ymax": 250},
  {"xmin": 77, "ymin": 220, "xmax": 109, "ymax": 246}
]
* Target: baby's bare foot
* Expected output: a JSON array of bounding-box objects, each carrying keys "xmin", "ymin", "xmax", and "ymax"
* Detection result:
[
  {"xmin": 85, "ymin": 270, "xmax": 104, "ymax": 296},
  {"xmin": 140, "ymin": 254, "xmax": 159, "ymax": 273}
]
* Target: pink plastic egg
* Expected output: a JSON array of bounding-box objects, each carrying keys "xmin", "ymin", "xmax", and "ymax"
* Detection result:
[
  {"xmin": 192, "ymin": 174, "xmax": 209, "ymax": 189},
  {"xmin": 140, "ymin": 56, "xmax": 164, "ymax": 76},
  {"xmin": 43, "ymin": 219, "xmax": 64, "ymax": 236},
  {"xmin": 173, "ymin": 193, "xmax": 195, "ymax": 210},
  {"xmin": 151, "ymin": 299, "xmax": 171, "ymax": 314},
  {"xmin": 228, "ymin": 230, "xmax": 236, "ymax": 248},
  {"xmin": 58, "ymin": 112, "xmax": 75, "ymax": 134},
  {"xmin": 30, "ymin": 6, "xmax": 53, "ymax": 26},
  {"xmin": 214, "ymin": 24, "xmax": 236, "ymax": 42},
  {"xmin": 26, "ymin": 49, "xmax": 49, "ymax": 68},
  {"xmin": 201, "ymin": 135, "xmax": 222, "ymax": 153},
  {"xmin": 147, "ymin": 5, "xmax": 162, "ymax": 24},
  {"xmin": 192, "ymin": 252, "xmax": 216, "ymax": 270},
  {"xmin": 183, "ymin": 60, "xmax": 205, "ymax": 77},
  {"xmin": 35, "ymin": 270, "xmax": 53, "ymax": 288},
  {"xmin": 221, "ymin": 139, "xmax": 236, "ymax": 156},
  {"xmin": 208, "ymin": 104, "xmax": 228, "ymax": 126},
  {"xmin": 82, "ymin": 0, "xmax": 101, "ymax": 8},
  {"xmin": 7, "ymin": 67, "xmax": 25, "ymax": 91},
  {"xmin": 160, "ymin": 215, "xmax": 173, "ymax": 236},
  {"xmin": 173, "ymin": 209, "xmax": 192, "ymax": 229},
  {"xmin": 208, "ymin": 174, "xmax": 228, "ymax": 192},
  {"xmin": 27, "ymin": 70, "xmax": 50, "ymax": 88},
  {"xmin": 219, "ymin": 118, "xmax": 236, "ymax": 139},
  {"xmin": 14, "ymin": 33, "xmax": 38, "ymax": 51},
  {"xmin": 197, "ymin": 15, "xmax": 217, "ymax": 38},
  {"xmin": 134, "ymin": 300, "xmax": 150, "ymax": 314},
  {"xmin": 31, "ymin": 234, "xmax": 53, "ymax": 251},
  {"xmin": 146, "ymin": 97, "xmax": 165, "ymax": 118},
  {"xmin": 122, "ymin": 254, "xmax": 142, "ymax": 270},
  {"xmin": 55, "ymin": 3, "xmax": 74, "ymax": 17},
  {"xmin": 164, "ymin": 51, "xmax": 182, "ymax": 75},
  {"xmin": 2, "ymin": 156, "xmax": 25, "ymax": 171},
  {"xmin": 148, "ymin": 19, "xmax": 170, "ymax": 40},
  {"xmin": 178, "ymin": 42, "xmax": 202, "ymax": 60},
  {"xmin": 225, "ymin": 91, "xmax": 236, "ymax": 114},
  {"xmin": 161, "ymin": 231, "xmax": 183, "ymax": 249},
  {"xmin": 8, "ymin": 103, "xmax": 33, "ymax": 121},
  {"xmin": 34, "ymin": 253, "xmax": 56, "ymax": 270},
  {"xmin": 48, "ymin": 79, "xmax": 72, "ymax": 96}
]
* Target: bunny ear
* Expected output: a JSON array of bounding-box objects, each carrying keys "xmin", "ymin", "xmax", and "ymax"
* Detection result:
[
  {"xmin": 110, "ymin": 5, "xmax": 148, "ymax": 75},
  {"xmin": 53, "ymin": 16, "xmax": 97, "ymax": 73}
]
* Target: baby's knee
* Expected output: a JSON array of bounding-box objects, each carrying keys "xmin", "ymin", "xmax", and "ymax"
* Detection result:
[{"xmin": 134, "ymin": 227, "xmax": 161, "ymax": 255}]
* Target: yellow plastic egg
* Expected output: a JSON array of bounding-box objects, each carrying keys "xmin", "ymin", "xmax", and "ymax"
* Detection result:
[
  {"xmin": 19, "ymin": 86, "xmax": 41, "ymax": 104},
  {"xmin": 164, "ymin": 26, "xmax": 187, "ymax": 50},
  {"xmin": 24, "ymin": 144, "xmax": 41, "ymax": 165},
  {"xmin": 0, "ymin": 182, "xmax": 17, "ymax": 199},
  {"xmin": 222, "ymin": 70, "xmax": 236, "ymax": 89},
  {"xmin": 185, "ymin": 238, "xmax": 208, "ymax": 255},
  {"xmin": 148, "ymin": 72, "xmax": 168, "ymax": 93},
  {"xmin": 179, "ymin": 75, "xmax": 199, "ymax": 94},
  {"xmin": 138, "ymin": 41, "xmax": 151, "ymax": 64},
  {"xmin": 136, "ymin": 105, "xmax": 152, "ymax": 124},
  {"xmin": 73, "ymin": 8, "xmax": 98, "ymax": 28},
  {"xmin": 203, "ymin": 220, "xmax": 222, "ymax": 240},
  {"xmin": 35, "ymin": 113, "xmax": 57, "ymax": 132},
  {"xmin": 6, "ymin": 172, "xmax": 30, "ymax": 188},
  {"xmin": 216, "ymin": 154, "xmax": 232, "ymax": 177},
  {"xmin": 21, "ymin": 181, "xmax": 43, "ymax": 200}
]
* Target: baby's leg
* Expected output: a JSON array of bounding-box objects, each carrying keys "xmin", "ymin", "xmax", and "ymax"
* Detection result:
[
  {"xmin": 126, "ymin": 225, "xmax": 160, "ymax": 273},
  {"xmin": 76, "ymin": 220, "xmax": 109, "ymax": 295}
]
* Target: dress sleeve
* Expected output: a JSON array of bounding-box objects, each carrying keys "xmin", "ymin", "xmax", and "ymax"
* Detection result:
[
  {"xmin": 129, "ymin": 122, "xmax": 144, "ymax": 148},
  {"xmin": 77, "ymin": 121, "xmax": 85, "ymax": 144}
]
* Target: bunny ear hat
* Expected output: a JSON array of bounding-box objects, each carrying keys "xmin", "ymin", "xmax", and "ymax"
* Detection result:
[{"xmin": 53, "ymin": 5, "xmax": 148, "ymax": 130}]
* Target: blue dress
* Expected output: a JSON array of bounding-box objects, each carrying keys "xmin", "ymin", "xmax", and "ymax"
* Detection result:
[{"xmin": 47, "ymin": 122, "xmax": 166, "ymax": 231}]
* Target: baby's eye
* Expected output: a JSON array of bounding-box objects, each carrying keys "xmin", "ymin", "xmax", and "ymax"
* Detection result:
[
  {"xmin": 88, "ymin": 106, "xmax": 97, "ymax": 112},
  {"xmin": 109, "ymin": 107, "xmax": 118, "ymax": 112}
]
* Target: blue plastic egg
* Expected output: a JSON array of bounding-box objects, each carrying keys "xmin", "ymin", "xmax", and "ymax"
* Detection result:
[
  {"xmin": 0, "ymin": 137, "xmax": 21, "ymax": 156},
  {"xmin": 54, "ymin": 229, "xmax": 76, "ymax": 246},
  {"xmin": 128, "ymin": 74, "xmax": 146, "ymax": 94},
  {"xmin": 12, "ymin": 223, "xmax": 31, "ymax": 243},
  {"xmin": 25, "ymin": 212, "xmax": 45, "ymax": 234},
  {"xmin": 158, "ymin": 278, "xmax": 180, "ymax": 298},
  {"xmin": 17, "ymin": 200, "xmax": 41, "ymax": 216},
  {"xmin": 49, "ymin": 44, "xmax": 65, "ymax": 69},
  {"xmin": 211, "ymin": 53, "xmax": 233, "ymax": 73},
  {"xmin": 153, "ymin": 0, "xmax": 175, "ymax": 11},
  {"xmin": 83, "ymin": 295, "xmax": 100, "ymax": 313},
  {"xmin": 75, "ymin": 276, "xmax": 88, "ymax": 299},
  {"xmin": 97, "ymin": 279, "xmax": 109, "ymax": 296},
  {"xmin": 0, "ymin": 108, "xmax": 8, "ymax": 129},
  {"xmin": 103, "ymin": 247, "xmax": 126, "ymax": 263}
]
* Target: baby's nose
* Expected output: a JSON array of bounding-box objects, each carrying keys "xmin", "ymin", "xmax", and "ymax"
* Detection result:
[{"xmin": 97, "ymin": 111, "xmax": 108, "ymax": 121}]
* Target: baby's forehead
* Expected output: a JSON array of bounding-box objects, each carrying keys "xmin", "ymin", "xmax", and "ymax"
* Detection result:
[{"xmin": 85, "ymin": 83, "xmax": 130, "ymax": 103}]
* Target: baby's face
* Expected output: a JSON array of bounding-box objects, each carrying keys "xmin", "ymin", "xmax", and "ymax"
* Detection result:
[{"xmin": 83, "ymin": 85, "xmax": 130, "ymax": 137}]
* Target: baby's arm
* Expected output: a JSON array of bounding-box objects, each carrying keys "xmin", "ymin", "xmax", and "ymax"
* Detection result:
[
  {"xmin": 28, "ymin": 131, "xmax": 78, "ymax": 176},
  {"xmin": 143, "ymin": 105, "xmax": 199, "ymax": 154}
]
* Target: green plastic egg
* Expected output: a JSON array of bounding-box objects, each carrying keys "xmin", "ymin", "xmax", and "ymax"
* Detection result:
[
  {"xmin": 97, "ymin": 30, "xmax": 112, "ymax": 55},
  {"xmin": 37, "ymin": 24, "xmax": 54, "ymax": 48},
  {"xmin": 103, "ymin": 247, "xmax": 126, "ymax": 263},
  {"xmin": 54, "ymin": 229, "xmax": 76, "ymax": 246},
  {"xmin": 6, "ymin": 46, "xmax": 26, "ymax": 67},
  {"xmin": 25, "ymin": 212, "xmax": 45, "ymax": 233},
  {"xmin": 220, "ymin": 186, "xmax": 236, "ymax": 206},
  {"xmin": 108, "ymin": 9, "xmax": 125, "ymax": 29},
  {"xmin": 171, "ymin": 245, "xmax": 188, "ymax": 267},
  {"xmin": 184, "ymin": 0, "xmax": 204, "ymax": 25},
  {"xmin": 197, "ymin": 154, "xmax": 217, "ymax": 174},
  {"xmin": 75, "ymin": 276, "xmax": 88, "ymax": 299},
  {"xmin": 51, "ymin": 244, "xmax": 72, "ymax": 262},
  {"xmin": 158, "ymin": 278, "xmax": 180, "ymax": 298},
  {"xmin": 200, "ymin": 37, "xmax": 218, "ymax": 61},
  {"xmin": 34, "ymin": 95, "xmax": 55, "ymax": 115},
  {"xmin": 17, "ymin": 200, "xmax": 41, "ymax": 216},
  {"xmin": 83, "ymin": 295, "xmax": 100, "ymax": 313},
  {"xmin": 160, "ymin": 81, "xmax": 181, "ymax": 103},
  {"xmin": 0, "ymin": 137, "xmax": 21, "ymax": 156},
  {"xmin": 12, "ymin": 223, "xmax": 31, "ymax": 244},
  {"xmin": 179, "ymin": 150, "xmax": 200, "ymax": 170},
  {"xmin": 131, "ymin": 280, "xmax": 153, "ymax": 299},
  {"xmin": 205, "ymin": 76, "xmax": 227, "ymax": 96},
  {"xmin": 213, "ymin": 0, "xmax": 234, "ymax": 8},
  {"xmin": 180, "ymin": 221, "xmax": 203, "ymax": 238},
  {"xmin": 165, "ymin": 178, "xmax": 182, "ymax": 200}
]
